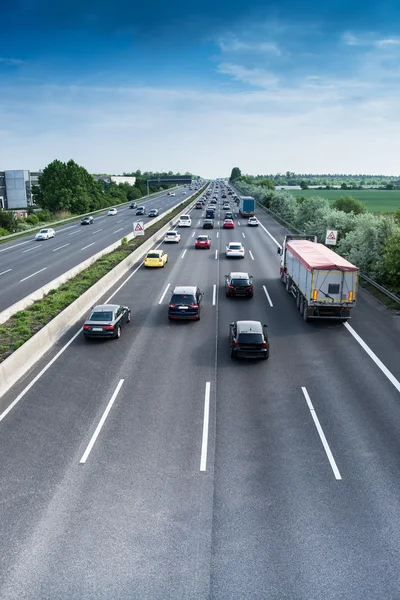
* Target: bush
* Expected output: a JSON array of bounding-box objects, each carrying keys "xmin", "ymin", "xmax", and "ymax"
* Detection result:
[
  {"xmin": 25, "ymin": 214, "xmax": 40, "ymax": 226},
  {"xmin": 0, "ymin": 227, "xmax": 10, "ymax": 237},
  {"xmin": 37, "ymin": 210, "xmax": 54, "ymax": 222}
]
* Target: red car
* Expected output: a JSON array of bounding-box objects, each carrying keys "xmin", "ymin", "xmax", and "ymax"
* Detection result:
[
  {"xmin": 223, "ymin": 219, "xmax": 235, "ymax": 229},
  {"xmin": 195, "ymin": 235, "xmax": 211, "ymax": 249}
]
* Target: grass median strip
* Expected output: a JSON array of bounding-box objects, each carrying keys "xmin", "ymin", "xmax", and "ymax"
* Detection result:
[{"xmin": 0, "ymin": 191, "xmax": 204, "ymax": 364}]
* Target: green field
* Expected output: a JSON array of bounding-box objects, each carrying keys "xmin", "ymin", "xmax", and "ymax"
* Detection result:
[{"xmin": 285, "ymin": 189, "xmax": 400, "ymax": 214}]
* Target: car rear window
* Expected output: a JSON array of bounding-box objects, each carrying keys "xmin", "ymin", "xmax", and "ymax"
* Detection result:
[
  {"xmin": 89, "ymin": 311, "xmax": 113, "ymax": 321},
  {"xmin": 171, "ymin": 294, "xmax": 196, "ymax": 304},
  {"xmin": 180, "ymin": 216, "xmax": 190, "ymax": 220},
  {"xmin": 231, "ymin": 279, "xmax": 250, "ymax": 286},
  {"xmin": 229, "ymin": 244, "xmax": 242, "ymax": 250},
  {"xmin": 147, "ymin": 253, "xmax": 160, "ymax": 258},
  {"xmin": 238, "ymin": 333, "xmax": 263, "ymax": 344}
]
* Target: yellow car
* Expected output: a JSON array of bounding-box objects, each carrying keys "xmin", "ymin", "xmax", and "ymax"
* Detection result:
[{"xmin": 144, "ymin": 249, "xmax": 168, "ymax": 268}]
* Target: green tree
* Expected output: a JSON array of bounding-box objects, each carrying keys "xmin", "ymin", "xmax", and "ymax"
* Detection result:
[
  {"xmin": 258, "ymin": 178, "xmax": 275, "ymax": 190},
  {"xmin": 0, "ymin": 211, "xmax": 18, "ymax": 233},
  {"xmin": 375, "ymin": 230, "xmax": 400, "ymax": 292},
  {"xmin": 36, "ymin": 159, "xmax": 96, "ymax": 214},
  {"xmin": 230, "ymin": 167, "xmax": 242, "ymax": 182},
  {"xmin": 332, "ymin": 196, "xmax": 366, "ymax": 215},
  {"xmin": 299, "ymin": 180, "xmax": 309, "ymax": 190}
]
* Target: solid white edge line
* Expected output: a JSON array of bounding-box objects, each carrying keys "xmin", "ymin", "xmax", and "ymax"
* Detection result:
[
  {"xmin": 0, "ymin": 269, "xmax": 12, "ymax": 276},
  {"xmin": 301, "ymin": 386, "xmax": 342, "ymax": 480},
  {"xmin": 80, "ymin": 378, "xmax": 124, "ymax": 464},
  {"xmin": 19, "ymin": 267, "xmax": 47, "ymax": 282},
  {"xmin": 0, "ymin": 327, "xmax": 82, "ymax": 423},
  {"xmin": 181, "ymin": 249, "xmax": 187, "ymax": 259},
  {"xmin": 212, "ymin": 284, "xmax": 216, "ymax": 306},
  {"xmin": 262, "ymin": 285, "xmax": 274, "ymax": 307},
  {"xmin": 159, "ymin": 283, "xmax": 171, "ymax": 304},
  {"xmin": 344, "ymin": 322, "xmax": 400, "ymax": 393},
  {"xmin": 249, "ymin": 250, "xmax": 254, "ymax": 260},
  {"xmin": 214, "ymin": 250, "xmax": 218, "ymax": 260},
  {"xmin": 81, "ymin": 242, "xmax": 96, "ymax": 251},
  {"xmin": 200, "ymin": 382, "xmax": 211, "ymax": 472},
  {"xmin": 258, "ymin": 221, "xmax": 282, "ymax": 249}
]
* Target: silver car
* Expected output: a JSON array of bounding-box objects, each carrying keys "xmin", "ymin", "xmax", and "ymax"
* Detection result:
[{"xmin": 35, "ymin": 228, "xmax": 55, "ymax": 240}]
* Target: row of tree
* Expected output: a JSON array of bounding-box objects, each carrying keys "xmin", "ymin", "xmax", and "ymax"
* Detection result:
[
  {"xmin": 32, "ymin": 160, "xmax": 191, "ymax": 215},
  {"xmin": 229, "ymin": 167, "xmax": 400, "ymax": 188},
  {"xmin": 233, "ymin": 179, "xmax": 400, "ymax": 294}
]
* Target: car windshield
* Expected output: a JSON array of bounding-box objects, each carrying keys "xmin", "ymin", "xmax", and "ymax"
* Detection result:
[
  {"xmin": 238, "ymin": 333, "xmax": 264, "ymax": 344},
  {"xmin": 231, "ymin": 279, "xmax": 250, "ymax": 286},
  {"xmin": 89, "ymin": 311, "xmax": 113, "ymax": 321},
  {"xmin": 147, "ymin": 253, "xmax": 160, "ymax": 258},
  {"xmin": 171, "ymin": 294, "xmax": 196, "ymax": 304}
]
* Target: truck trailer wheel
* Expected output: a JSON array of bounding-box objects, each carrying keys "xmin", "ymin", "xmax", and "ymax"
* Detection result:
[
  {"xmin": 299, "ymin": 296, "xmax": 304, "ymax": 315},
  {"xmin": 296, "ymin": 291, "xmax": 301, "ymax": 309},
  {"xmin": 303, "ymin": 302, "xmax": 309, "ymax": 322}
]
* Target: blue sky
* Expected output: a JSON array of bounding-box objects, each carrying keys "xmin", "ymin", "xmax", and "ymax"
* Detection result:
[{"xmin": 2, "ymin": 0, "xmax": 400, "ymax": 177}]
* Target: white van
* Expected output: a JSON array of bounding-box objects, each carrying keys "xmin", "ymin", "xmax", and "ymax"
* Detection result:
[{"xmin": 178, "ymin": 215, "xmax": 191, "ymax": 227}]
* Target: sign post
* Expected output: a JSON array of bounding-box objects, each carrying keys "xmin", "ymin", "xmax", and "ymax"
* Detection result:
[
  {"xmin": 325, "ymin": 229, "xmax": 338, "ymax": 246},
  {"xmin": 133, "ymin": 221, "xmax": 144, "ymax": 237}
]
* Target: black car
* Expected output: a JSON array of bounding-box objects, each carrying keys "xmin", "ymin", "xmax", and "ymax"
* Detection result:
[
  {"xmin": 129, "ymin": 202, "xmax": 137, "ymax": 209},
  {"xmin": 136, "ymin": 206, "xmax": 146, "ymax": 215},
  {"xmin": 229, "ymin": 320, "xmax": 269, "ymax": 359},
  {"xmin": 148, "ymin": 208, "xmax": 159, "ymax": 217},
  {"xmin": 225, "ymin": 272, "xmax": 253, "ymax": 297},
  {"xmin": 81, "ymin": 216, "xmax": 94, "ymax": 225},
  {"xmin": 203, "ymin": 219, "xmax": 214, "ymax": 229},
  {"xmin": 83, "ymin": 304, "xmax": 131, "ymax": 339},
  {"xmin": 168, "ymin": 286, "xmax": 203, "ymax": 321}
]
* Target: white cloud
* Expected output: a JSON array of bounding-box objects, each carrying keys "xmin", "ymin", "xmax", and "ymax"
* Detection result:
[
  {"xmin": 343, "ymin": 32, "xmax": 361, "ymax": 46},
  {"xmin": 219, "ymin": 39, "xmax": 281, "ymax": 56},
  {"xmin": 0, "ymin": 57, "xmax": 24, "ymax": 66},
  {"xmin": 217, "ymin": 63, "xmax": 279, "ymax": 88},
  {"xmin": 375, "ymin": 38, "xmax": 400, "ymax": 47}
]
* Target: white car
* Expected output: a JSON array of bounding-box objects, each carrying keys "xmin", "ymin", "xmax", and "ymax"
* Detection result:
[
  {"xmin": 178, "ymin": 215, "xmax": 191, "ymax": 227},
  {"xmin": 35, "ymin": 228, "xmax": 55, "ymax": 240},
  {"xmin": 182, "ymin": 191, "xmax": 187, "ymax": 195},
  {"xmin": 170, "ymin": 192, "xmax": 176, "ymax": 197},
  {"xmin": 108, "ymin": 208, "xmax": 117, "ymax": 216},
  {"xmin": 247, "ymin": 217, "xmax": 259, "ymax": 226},
  {"xmin": 164, "ymin": 230, "xmax": 181, "ymax": 243},
  {"xmin": 226, "ymin": 242, "xmax": 245, "ymax": 258}
]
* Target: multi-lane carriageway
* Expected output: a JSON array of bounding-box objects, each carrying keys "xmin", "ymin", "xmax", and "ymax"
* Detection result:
[
  {"xmin": 0, "ymin": 194, "xmax": 400, "ymax": 599},
  {"xmin": 0, "ymin": 187, "xmax": 190, "ymax": 312}
]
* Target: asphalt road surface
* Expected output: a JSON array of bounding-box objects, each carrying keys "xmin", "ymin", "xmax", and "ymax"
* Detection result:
[
  {"xmin": 0, "ymin": 187, "xmax": 193, "ymax": 312},
  {"xmin": 0, "ymin": 190, "xmax": 399, "ymax": 599}
]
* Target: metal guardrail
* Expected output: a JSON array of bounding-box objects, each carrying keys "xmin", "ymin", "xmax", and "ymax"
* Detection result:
[{"xmin": 252, "ymin": 199, "xmax": 400, "ymax": 306}]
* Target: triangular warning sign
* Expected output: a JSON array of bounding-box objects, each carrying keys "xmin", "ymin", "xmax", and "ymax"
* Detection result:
[
  {"xmin": 134, "ymin": 222, "xmax": 144, "ymax": 232},
  {"xmin": 327, "ymin": 231, "xmax": 336, "ymax": 240}
]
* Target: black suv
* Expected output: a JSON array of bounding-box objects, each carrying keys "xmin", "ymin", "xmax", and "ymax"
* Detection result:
[
  {"xmin": 225, "ymin": 272, "xmax": 253, "ymax": 297},
  {"xmin": 168, "ymin": 286, "xmax": 203, "ymax": 321},
  {"xmin": 229, "ymin": 320, "xmax": 269, "ymax": 359}
]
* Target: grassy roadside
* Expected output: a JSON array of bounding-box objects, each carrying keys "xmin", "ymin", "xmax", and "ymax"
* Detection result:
[{"xmin": 0, "ymin": 189, "xmax": 205, "ymax": 364}]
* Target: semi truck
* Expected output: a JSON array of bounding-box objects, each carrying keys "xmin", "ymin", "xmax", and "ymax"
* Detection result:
[
  {"xmin": 239, "ymin": 196, "xmax": 255, "ymax": 217},
  {"xmin": 278, "ymin": 234, "xmax": 359, "ymax": 321}
]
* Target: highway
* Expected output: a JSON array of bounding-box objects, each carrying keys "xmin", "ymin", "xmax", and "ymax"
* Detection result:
[
  {"xmin": 0, "ymin": 187, "xmax": 192, "ymax": 312},
  {"xmin": 0, "ymin": 189, "xmax": 400, "ymax": 599}
]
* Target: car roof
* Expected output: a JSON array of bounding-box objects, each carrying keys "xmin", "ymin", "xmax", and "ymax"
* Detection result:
[
  {"xmin": 180, "ymin": 214, "xmax": 190, "ymax": 218},
  {"xmin": 147, "ymin": 249, "xmax": 163, "ymax": 255},
  {"xmin": 227, "ymin": 241, "xmax": 243, "ymax": 246},
  {"xmin": 236, "ymin": 320, "xmax": 263, "ymax": 333},
  {"xmin": 229, "ymin": 272, "xmax": 250, "ymax": 279},
  {"xmin": 165, "ymin": 230, "xmax": 178, "ymax": 234},
  {"xmin": 91, "ymin": 304, "xmax": 120, "ymax": 311},
  {"xmin": 172, "ymin": 286, "xmax": 197, "ymax": 294}
]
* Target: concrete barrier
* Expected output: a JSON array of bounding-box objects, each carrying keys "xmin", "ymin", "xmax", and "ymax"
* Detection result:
[
  {"xmin": 0, "ymin": 192, "xmax": 199, "ymax": 325},
  {"xmin": 0, "ymin": 198, "xmax": 199, "ymax": 403}
]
